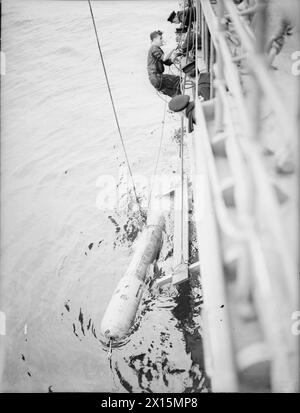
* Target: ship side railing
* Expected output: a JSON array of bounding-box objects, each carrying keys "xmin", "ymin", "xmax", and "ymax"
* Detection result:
[{"xmin": 187, "ymin": 0, "xmax": 299, "ymax": 391}]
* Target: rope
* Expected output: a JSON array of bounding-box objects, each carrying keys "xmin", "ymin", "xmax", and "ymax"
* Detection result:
[
  {"xmin": 107, "ymin": 339, "xmax": 119, "ymax": 392},
  {"xmin": 148, "ymin": 1, "xmax": 191, "ymax": 231},
  {"xmin": 87, "ymin": 0, "xmax": 143, "ymax": 222},
  {"xmin": 156, "ymin": 90, "xmax": 169, "ymax": 104},
  {"xmin": 178, "ymin": 0, "xmax": 194, "ymax": 264},
  {"xmin": 180, "ymin": 113, "xmax": 185, "ymax": 263},
  {"xmin": 149, "ymin": 74, "xmax": 171, "ymax": 209},
  {"xmin": 147, "ymin": 2, "xmax": 191, "ymax": 213},
  {"xmin": 195, "ymin": 0, "xmax": 199, "ymax": 100},
  {"xmin": 182, "ymin": 1, "xmax": 194, "ymax": 90},
  {"xmin": 178, "ymin": 6, "xmax": 188, "ymax": 47},
  {"xmin": 148, "ymin": 98, "xmax": 168, "ymax": 210}
]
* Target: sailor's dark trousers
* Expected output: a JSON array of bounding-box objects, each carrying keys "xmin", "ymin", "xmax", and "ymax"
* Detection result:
[{"xmin": 149, "ymin": 73, "xmax": 181, "ymax": 98}]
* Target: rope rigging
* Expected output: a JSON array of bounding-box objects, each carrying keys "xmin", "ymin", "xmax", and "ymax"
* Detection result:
[
  {"xmin": 148, "ymin": 96, "xmax": 168, "ymax": 209},
  {"xmin": 88, "ymin": 0, "xmax": 194, "ymax": 260},
  {"xmin": 87, "ymin": 0, "xmax": 144, "ymax": 222},
  {"xmin": 178, "ymin": 0, "xmax": 194, "ymax": 265},
  {"xmin": 150, "ymin": 0, "xmax": 193, "ymax": 259},
  {"xmin": 149, "ymin": 3, "xmax": 191, "ymax": 211},
  {"xmin": 152, "ymin": 1, "xmax": 193, "ymax": 268}
]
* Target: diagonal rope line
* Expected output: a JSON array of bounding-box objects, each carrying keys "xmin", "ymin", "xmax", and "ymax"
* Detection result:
[{"xmin": 88, "ymin": 0, "xmax": 143, "ymax": 220}]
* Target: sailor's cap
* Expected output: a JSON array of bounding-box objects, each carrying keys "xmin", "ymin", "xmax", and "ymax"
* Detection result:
[
  {"xmin": 168, "ymin": 95, "xmax": 190, "ymax": 112},
  {"xmin": 167, "ymin": 11, "xmax": 177, "ymax": 22}
]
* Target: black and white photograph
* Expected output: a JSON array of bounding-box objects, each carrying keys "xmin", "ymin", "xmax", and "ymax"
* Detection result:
[{"xmin": 0, "ymin": 0, "xmax": 299, "ymax": 396}]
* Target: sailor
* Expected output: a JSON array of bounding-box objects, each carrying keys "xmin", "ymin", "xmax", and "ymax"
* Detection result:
[
  {"xmin": 175, "ymin": 26, "xmax": 188, "ymax": 44},
  {"xmin": 197, "ymin": 72, "xmax": 211, "ymax": 101},
  {"xmin": 179, "ymin": 31, "xmax": 202, "ymax": 56},
  {"xmin": 147, "ymin": 30, "xmax": 181, "ymax": 98},
  {"xmin": 182, "ymin": 61, "xmax": 211, "ymax": 102},
  {"xmin": 167, "ymin": 6, "xmax": 196, "ymax": 29}
]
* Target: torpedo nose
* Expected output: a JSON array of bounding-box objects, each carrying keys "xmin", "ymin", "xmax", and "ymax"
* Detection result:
[{"xmin": 100, "ymin": 276, "xmax": 145, "ymax": 341}]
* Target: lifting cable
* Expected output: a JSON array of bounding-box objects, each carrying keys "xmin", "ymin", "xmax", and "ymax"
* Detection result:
[
  {"xmin": 178, "ymin": 0, "xmax": 194, "ymax": 264},
  {"xmin": 107, "ymin": 339, "xmax": 119, "ymax": 392},
  {"xmin": 149, "ymin": 4, "xmax": 190, "ymax": 218},
  {"xmin": 148, "ymin": 3, "xmax": 190, "ymax": 237},
  {"xmin": 148, "ymin": 97, "xmax": 168, "ymax": 210},
  {"xmin": 87, "ymin": 0, "xmax": 144, "ymax": 222},
  {"xmin": 148, "ymin": 5, "xmax": 190, "ymax": 209}
]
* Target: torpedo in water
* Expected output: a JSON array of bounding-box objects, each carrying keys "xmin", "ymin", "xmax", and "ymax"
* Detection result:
[{"xmin": 100, "ymin": 211, "xmax": 165, "ymax": 342}]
